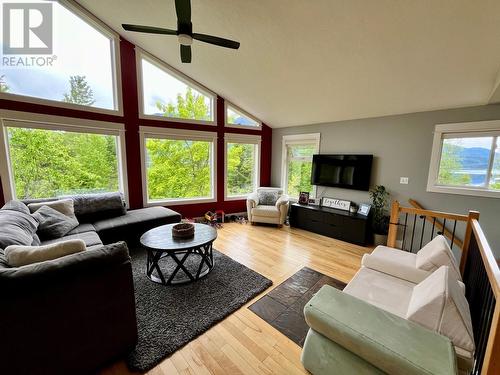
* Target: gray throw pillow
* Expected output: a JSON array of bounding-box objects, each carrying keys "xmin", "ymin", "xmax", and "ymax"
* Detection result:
[
  {"xmin": 32, "ymin": 205, "xmax": 79, "ymax": 240},
  {"xmin": 69, "ymin": 192, "xmax": 126, "ymax": 222},
  {"xmin": 0, "ymin": 209, "xmax": 39, "ymax": 250},
  {"xmin": 2, "ymin": 200, "xmax": 30, "ymax": 215},
  {"xmin": 258, "ymin": 190, "xmax": 279, "ymax": 206}
]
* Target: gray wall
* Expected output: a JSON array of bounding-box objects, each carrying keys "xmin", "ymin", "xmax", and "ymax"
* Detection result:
[{"xmin": 271, "ymin": 104, "xmax": 500, "ymax": 257}]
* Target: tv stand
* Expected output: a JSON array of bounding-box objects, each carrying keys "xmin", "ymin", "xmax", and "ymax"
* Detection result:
[{"xmin": 289, "ymin": 203, "xmax": 371, "ymax": 246}]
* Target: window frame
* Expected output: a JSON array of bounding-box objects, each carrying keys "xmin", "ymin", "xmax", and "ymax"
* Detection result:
[
  {"xmin": 281, "ymin": 133, "xmax": 321, "ymax": 199},
  {"xmin": 224, "ymin": 133, "xmax": 261, "ymax": 201},
  {"xmin": 427, "ymin": 120, "xmax": 500, "ymax": 198},
  {"xmin": 224, "ymin": 101, "xmax": 262, "ymax": 130},
  {"xmin": 0, "ymin": 110, "xmax": 129, "ymax": 205},
  {"xmin": 136, "ymin": 50, "xmax": 217, "ymax": 126},
  {"xmin": 0, "ymin": 0, "xmax": 123, "ymax": 115},
  {"xmin": 139, "ymin": 126, "xmax": 218, "ymax": 206}
]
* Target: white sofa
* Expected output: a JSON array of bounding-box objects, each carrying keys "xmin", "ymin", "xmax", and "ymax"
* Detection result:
[
  {"xmin": 246, "ymin": 187, "xmax": 289, "ymax": 227},
  {"xmin": 346, "ymin": 235, "xmax": 475, "ymax": 375}
]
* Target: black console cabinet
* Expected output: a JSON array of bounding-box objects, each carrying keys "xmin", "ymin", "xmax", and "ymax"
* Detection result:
[{"xmin": 289, "ymin": 203, "xmax": 371, "ymax": 246}]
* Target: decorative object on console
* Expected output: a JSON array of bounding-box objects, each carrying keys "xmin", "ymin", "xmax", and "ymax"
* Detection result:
[
  {"xmin": 349, "ymin": 203, "xmax": 359, "ymax": 214},
  {"xmin": 370, "ymin": 185, "xmax": 390, "ymax": 246},
  {"xmin": 298, "ymin": 191, "xmax": 310, "ymax": 205},
  {"xmin": 357, "ymin": 203, "xmax": 371, "ymax": 216},
  {"xmin": 171, "ymin": 223, "xmax": 195, "ymax": 239},
  {"xmin": 321, "ymin": 197, "xmax": 351, "ymax": 211}
]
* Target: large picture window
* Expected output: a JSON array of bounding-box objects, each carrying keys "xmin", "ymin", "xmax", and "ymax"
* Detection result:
[
  {"xmin": 0, "ymin": 0, "xmax": 120, "ymax": 112},
  {"xmin": 281, "ymin": 134, "xmax": 320, "ymax": 198},
  {"xmin": 225, "ymin": 135, "xmax": 260, "ymax": 199},
  {"xmin": 140, "ymin": 127, "xmax": 216, "ymax": 205},
  {"xmin": 0, "ymin": 116, "xmax": 127, "ymax": 201},
  {"xmin": 138, "ymin": 53, "xmax": 215, "ymax": 124},
  {"xmin": 428, "ymin": 121, "xmax": 500, "ymax": 198}
]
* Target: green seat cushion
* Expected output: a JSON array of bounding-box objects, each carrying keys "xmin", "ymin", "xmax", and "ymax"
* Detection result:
[{"xmin": 304, "ymin": 285, "xmax": 457, "ymax": 375}]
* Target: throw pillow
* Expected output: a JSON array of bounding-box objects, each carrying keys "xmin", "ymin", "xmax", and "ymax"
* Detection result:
[
  {"xmin": 406, "ymin": 266, "xmax": 474, "ymax": 353},
  {"xmin": 28, "ymin": 198, "xmax": 77, "ymax": 221},
  {"xmin": 69, "ymin": 192, "xmax": 126, "ymax": 222},
  {"xmin": 32, "ymin": 205, "xmax": 79, "ymax": 240},
  {"xmin": 4, "ymin": 239, "xmax": 86, "ymax": 267},
  {"xmin": 1, "ymin": 200, "xmax": 30, "ymax": 215},
  {"xmin": 416, "ymin": 235, "xmax": 462, "ymax": 281},
  {"xmin": 258, "ymin": 190, "xmax": 279, "ymax": 206},
  {"xmin": 0, "ymin": 209, "xmax": 39, "ymax": 250}
]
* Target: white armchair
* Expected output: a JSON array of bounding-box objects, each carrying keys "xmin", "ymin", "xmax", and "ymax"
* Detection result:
[{"xmin": 247, "ymin": 187, "xmax": 289, "ymax": 227}]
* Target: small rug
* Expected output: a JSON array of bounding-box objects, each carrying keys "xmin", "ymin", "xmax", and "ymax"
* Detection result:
[
  {"xmin": 249, "ymin": 267, "xmax": 346, "ymax": 346},
  {"xmin": 127, "ymin": 248, "xmax": 272, "ymax": 372}
]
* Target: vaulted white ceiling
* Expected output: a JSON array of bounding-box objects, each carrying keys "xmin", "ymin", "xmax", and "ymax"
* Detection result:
[{"xmin": 77, "ymin": 0, "xmax": 500, "ymax": 128}]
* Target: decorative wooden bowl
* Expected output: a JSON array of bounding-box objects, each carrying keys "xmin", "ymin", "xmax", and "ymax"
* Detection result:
[{"xmin": 172, "ymin": 223, "xmax": 195, "ymax": 239}]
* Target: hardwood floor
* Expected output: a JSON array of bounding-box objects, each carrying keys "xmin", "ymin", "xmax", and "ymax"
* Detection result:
[{"xmin": 100, "ymin": 223, "xmax": 373, "ymax": 375}]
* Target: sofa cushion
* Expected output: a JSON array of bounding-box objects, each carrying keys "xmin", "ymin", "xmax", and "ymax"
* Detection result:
[
  {"xmin": 0, "ymin": 208, "xmax": 39, "ymax": 250},
  {"xmin": 406, "ymin": 266, "xmax": 475, "ymax": 353},
  {"xmin": 93, "ymin": 206, "xmax": 181, "ymax": 244},
  {"xmin": 66, "ymin": 223, "xmax": 96, "ymax": 236},
  {"xmin": 416, "ymin": 235, "xmax": 462, "ymax": 281},
  {"xmin": 343, "ymin": 267, "xmax": 414, "ymax": 318},
  {"xmin": 362, "ymin": 246, "xmax": 429, "ymax": 284},
  {"xmin": 251, "ymin": 205, "xmax": 280, "ymax": 218},
  {"xmin": 4, "ymin": 239, "xmax": 86, "ymax": 267},
  {"xmin": 257, "ymin": 190, "xmax": 279, "ymax": 205},
  {"xmin": 28, "ymin": 198, "xmax": 78, "ymax": 221},
  {"xmin": 42, "ymin": 231, "xmax": 103, "ymax": 249},
  {"xmin": 70, "ymin": 192, "xmax": 126, "ymax": 223},
  {"xmin": 32, "ymin": 205, "xmax": 79, "ymax": 240},
  {"xmin": 304, "ymin": 285, "xmax": 457, "ymax": 375}
]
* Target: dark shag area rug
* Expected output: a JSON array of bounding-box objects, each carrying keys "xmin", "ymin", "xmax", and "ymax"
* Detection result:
[{"xmin": 126, "ymin": 247, "xmax": 272, "ymax": 372}]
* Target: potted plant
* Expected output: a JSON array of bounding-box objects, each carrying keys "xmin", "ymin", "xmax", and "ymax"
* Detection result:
[{"xmin": 369, "ymin": 185, "xmax": 390, "ymax": 246}]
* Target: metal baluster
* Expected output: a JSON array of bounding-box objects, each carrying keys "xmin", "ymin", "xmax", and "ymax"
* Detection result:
[
  {"xmin": 419, "ymin": 215, "xmax": 426, "ymax": 249},
  {"xmin": 451, "ymin": 220, "xmax": 457, "ymax": 250},
  {"xmin": 410, "ymin": 214, "xmax": 417, "ymax": 253},
  {"xmin": 402, "ymin": 213, "xmax": 408, "ymax": 251},
  {"xmin": 431, "ymin": 217, "xmax": 436, "ymax": 240}
]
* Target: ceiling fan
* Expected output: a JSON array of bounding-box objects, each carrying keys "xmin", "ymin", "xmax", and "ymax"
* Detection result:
[{"xmin": 122, "ymin": 0, "xmax": 240, "ymax": 63}]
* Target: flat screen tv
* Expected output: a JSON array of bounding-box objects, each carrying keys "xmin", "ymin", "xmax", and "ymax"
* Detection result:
[{"xmin": 311, "ymin": 154, "xmax": 373, "ymax": 191}]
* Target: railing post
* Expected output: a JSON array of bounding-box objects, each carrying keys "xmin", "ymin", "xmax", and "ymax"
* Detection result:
[
  {"xmin": 460, "ymin": 210, "xmax": 480, "ymax": 275},
  {"xmin": 387, "ymin": 200, "xmax": 400, "ymax": 248}
]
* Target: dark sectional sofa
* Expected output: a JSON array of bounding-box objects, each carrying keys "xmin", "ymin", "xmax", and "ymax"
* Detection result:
[{"xmin": 0, "ymin": 193, "xmax": 181, "ymax": 375}]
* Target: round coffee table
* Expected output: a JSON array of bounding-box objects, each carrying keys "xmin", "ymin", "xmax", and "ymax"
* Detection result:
[{"xmin": 140, "ymin": 223, "xmax": 217, "ymax": 285}]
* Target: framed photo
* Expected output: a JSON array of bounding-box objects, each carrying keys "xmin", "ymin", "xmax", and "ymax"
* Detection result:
[
  {"xmin": 321, "ymin": 197, "xmax": 351, "ymax": 211},
  {"xmin": 298, "ymin": 192, "xmax": 310, "ymax": 205},
  {"xmin": 357, "ymin": 203, "xmax": 371, "ymax": 216}
]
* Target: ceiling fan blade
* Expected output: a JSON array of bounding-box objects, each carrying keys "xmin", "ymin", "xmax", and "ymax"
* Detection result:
[
  {"xmin": 192, "ymin": 33, "xmax": 240, "ymax": 49},
  {"xmin": 175, "ymin": 0, "xmax": 191, "ymax": 26},
  {"xmin": 180, "ymin": 45, "xmax": 192, "ymax": 63},
  {"xmin": 122, "ymin": 24, "xmax": 177, "ymax": 35}
]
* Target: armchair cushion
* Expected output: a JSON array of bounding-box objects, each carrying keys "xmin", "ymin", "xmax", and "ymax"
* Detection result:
[
  {"xmin": 252, "ymin": 205, "xmax": 280, "ymax": 218},
  {"xmin": 416, "ymin": 235, "xmax": 462, "ymax": 282},
  {"xmin": 406, "ymin": 265, "xmax": 474, "ymax": 354}
]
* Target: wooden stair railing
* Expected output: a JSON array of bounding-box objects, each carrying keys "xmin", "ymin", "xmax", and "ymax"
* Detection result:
[
  {"xmin": 408, "ymin": 198, "xmax": 464, "ymax": 249},
  {"xmin": 387, "ymin": 200, "xmax": 498, "ymax": 374}
]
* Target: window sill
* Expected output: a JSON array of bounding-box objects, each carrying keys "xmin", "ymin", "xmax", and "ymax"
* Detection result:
[
  {"xmin": 145, "ymin": 197, "xmax": 217, "ymax": 207},
  {"xmin": 139, "ymin": 113, "xmax": 217, "ymax": 126},
  {"xmin": 427, "ymin": 185, "xmax": 500, "ymax": 199},
  {"xmin": 225, "ymin": 195, "xmax": 251, "ymax": 201}
]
